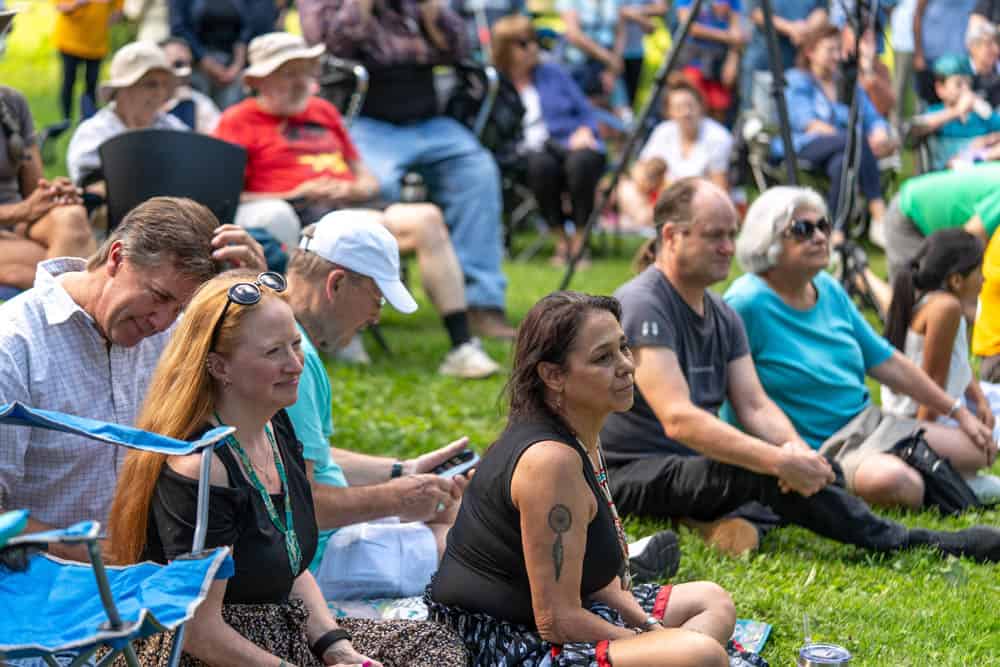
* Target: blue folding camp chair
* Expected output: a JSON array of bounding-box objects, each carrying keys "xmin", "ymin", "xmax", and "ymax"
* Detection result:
[{"xmin": 0, "ymin": 402, "xmax": 237, "ymax": 667}]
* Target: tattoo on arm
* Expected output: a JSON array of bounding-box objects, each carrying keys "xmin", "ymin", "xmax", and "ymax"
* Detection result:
[{"xmin": 548, "ymin": 504, "xmax": 572, "ymax": 581}]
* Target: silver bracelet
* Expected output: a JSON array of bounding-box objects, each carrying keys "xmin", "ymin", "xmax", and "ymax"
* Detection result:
[{"xmin": 947, "ymin": 397, "xmax": 963, "ymax": 419}]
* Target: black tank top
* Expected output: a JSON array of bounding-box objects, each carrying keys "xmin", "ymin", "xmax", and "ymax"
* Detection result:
[{"xmin": 430, "ymin": 416, "xmax": 625, "ymax": 628}]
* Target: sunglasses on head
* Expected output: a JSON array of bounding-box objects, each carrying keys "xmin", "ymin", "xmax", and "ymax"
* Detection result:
[
  {"xmin": 784, "ymin": 217, "xmax": 832, "ymax": 242},
  {"xmin": 209, "ymin": 271, "xmax": 287, "ymax": 351}
]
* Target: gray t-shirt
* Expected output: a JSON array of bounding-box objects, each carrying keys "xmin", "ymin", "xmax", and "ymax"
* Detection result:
[
  {"xmin": 0, "ymin": 86, "xmax": 37, "ymax": 205},
  {"xmin": 601, "ymin": 266, "xmax": 750, "ymax": 464}
]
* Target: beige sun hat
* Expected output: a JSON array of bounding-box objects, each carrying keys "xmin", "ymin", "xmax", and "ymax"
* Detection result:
[
  {"xmin": 99, "ymin": 42, "xmax": 188, "ymax": 103},
  {"xmin": 243, "ymin": 32, "xmax": 325, "ymax": 80}
]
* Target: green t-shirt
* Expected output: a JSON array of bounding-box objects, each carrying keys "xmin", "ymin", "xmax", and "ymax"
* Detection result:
[
  {"xmin": 284, "ymin": 322, "xmax": 348, "ymax": 571},
  {"xmin": 899, "ymin": 163, "xmax": 1000, "ymax": 238}
]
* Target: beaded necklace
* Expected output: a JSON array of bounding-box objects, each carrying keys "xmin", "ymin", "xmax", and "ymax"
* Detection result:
[
  {"xmin": 584, "ymin": 436, "xmax": 632, "ymax": 591},
  {"xmin": 215, "ymin": 412, "xmax": 302, "ymax": 575}
]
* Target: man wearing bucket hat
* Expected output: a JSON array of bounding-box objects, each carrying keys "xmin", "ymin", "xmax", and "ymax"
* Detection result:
[
  {"xmin": 66, "ymin": 41, "xmax": 188, "ymax": 186},
  {"xmin": 215, "ymin": 32, "xmax": 502, "ymax": 378},
  {"xmin": 297, "ymin": 0, "xmax": 515, "ymax": 341},
  {"xmin": 282, "ymin": 211, "xmax": 476, "ymax": 601}
]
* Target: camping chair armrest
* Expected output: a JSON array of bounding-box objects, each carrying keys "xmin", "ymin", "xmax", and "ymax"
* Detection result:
[
  {"xmin": 452, "ymin": 61, "xmax": 500, "ymax": 139},
  {"xmin": 6, "ymin": 519, "xmax": 101, "ymax": 548},
  {"xmin": 320, "ymin": 55, "xmax": 369, "ymax": 128}
]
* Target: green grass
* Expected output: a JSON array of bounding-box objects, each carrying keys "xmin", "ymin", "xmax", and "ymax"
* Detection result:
[{"xmin": 3, "ymin": 6, "xmax": 999, "ymax": 664}]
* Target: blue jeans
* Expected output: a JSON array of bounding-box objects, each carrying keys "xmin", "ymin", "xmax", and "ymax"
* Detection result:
[{"xmin": 350, "ymin": 116, "xmax": 507, "ymax": 309}]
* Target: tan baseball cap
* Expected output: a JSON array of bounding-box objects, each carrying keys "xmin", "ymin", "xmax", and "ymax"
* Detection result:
[
  {"xmin": 99, "ymin": 42, "xmax": 187, "ymax": 103},
  {"xmin": 243, "ymin": 32, "xmax": 325, "ymax": 80}
]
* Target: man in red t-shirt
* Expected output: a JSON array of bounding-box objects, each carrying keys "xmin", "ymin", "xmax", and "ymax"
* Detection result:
[{"xmin": 215, "ymin": 32, "xmax": 500, "ymax": 379}]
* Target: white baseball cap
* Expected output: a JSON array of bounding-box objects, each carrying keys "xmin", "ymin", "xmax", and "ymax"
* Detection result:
[{"xmin": 299, "ymin": 210, "xmax": 418, "ymax": 314}]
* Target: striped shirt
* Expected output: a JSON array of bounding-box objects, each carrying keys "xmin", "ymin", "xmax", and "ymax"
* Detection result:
[{"xmin": 0, "ymin": 258, "xmax": 173, "ymax": 528}]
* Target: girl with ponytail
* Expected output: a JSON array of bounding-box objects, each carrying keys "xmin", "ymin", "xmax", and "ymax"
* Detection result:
[{"xmin": 881, "ymin": 229, "xmax": 992, "ymax": 425}]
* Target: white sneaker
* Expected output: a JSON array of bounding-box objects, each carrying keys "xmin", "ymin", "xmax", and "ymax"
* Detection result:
[
  {"xmin": 967, "ymin": 473, "xmax": 1000, "ymax": 505},
  {"xmin": 335, "ymin": 333, "xmax": 371, "ymax": 365},
  {"xmin": 438, "ymin": 338, "xmax": 501, "ymax": 379},
  {"xmin": 868, "ymin": 218, "xmax": 886, "ymax": 249}
]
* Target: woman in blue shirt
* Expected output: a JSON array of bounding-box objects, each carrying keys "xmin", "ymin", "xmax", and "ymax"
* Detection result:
[
  {"xmin": 782, "ymin": 23, "xmax": 896, "ymax": 241},
  {"xmin": 724, "ymin": 186, "xmax": 996, "ymax": 511},
  {"xmin": 494, "ymin": 15, "xmax": 606, "ymax": 265}
]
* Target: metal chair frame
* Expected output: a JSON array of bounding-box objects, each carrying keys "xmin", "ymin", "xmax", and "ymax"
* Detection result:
[{"xmin": 0, "ymin": 402, "xmax": 234, "ymax": 667}]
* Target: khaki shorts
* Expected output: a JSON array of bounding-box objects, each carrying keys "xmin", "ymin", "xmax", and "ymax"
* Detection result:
[
  {"xmin": 883, "ymin": 195, "xmax": 926, "ymax": 283},
  {"xmin": 819, "ymin": 405, "xmax": 920, "ymax": 490}
]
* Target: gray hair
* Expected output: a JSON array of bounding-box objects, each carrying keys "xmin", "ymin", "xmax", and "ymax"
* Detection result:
[
  {"xmin": 967, "ymin": 21, "xmax": 997, "ymax": 48},
  {"xmin": 736, "ymin": 186, "xmax": 828, "ymax": 274}
]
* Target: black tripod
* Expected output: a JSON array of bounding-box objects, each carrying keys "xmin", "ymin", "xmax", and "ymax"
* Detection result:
[
  {"xmin": 558, "ymin": 0, "xmax": 802, "ymax": 290},
  {"xmin": 832, "ymin": 0, "xmax": 886, "ymax": 321},
  {"xmin": 558, "ymin": 0, "xmax": 707, "ymax": 290}
]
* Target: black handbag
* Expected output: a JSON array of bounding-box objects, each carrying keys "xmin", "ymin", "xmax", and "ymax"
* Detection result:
[{"xmin": 889, "ymin": 429, "xmax": 982, "ymax": 515}]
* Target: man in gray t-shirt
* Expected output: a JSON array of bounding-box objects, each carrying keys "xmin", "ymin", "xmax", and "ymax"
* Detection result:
[{"xmin": 603, "ymin": 264, "xmax": 749, "ymax": 463}]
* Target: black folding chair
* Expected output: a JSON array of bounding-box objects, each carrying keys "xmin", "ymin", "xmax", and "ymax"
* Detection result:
[{"xmin": 98, "ymin": 129, "xmax": 247, "ymax": 230}]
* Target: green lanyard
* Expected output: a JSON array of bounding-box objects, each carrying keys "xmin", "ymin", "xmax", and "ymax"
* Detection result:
[{"xmin": 215, "ymin": 412, "xmax": 302, "ymax": 575}]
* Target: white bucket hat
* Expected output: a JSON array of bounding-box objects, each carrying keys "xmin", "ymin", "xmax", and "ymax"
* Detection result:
[
  {"xmin": 299, "ymin": 210, "xmax": 418, "ymax": 314},
  {"xmin": 243, "ymin": 32, "xmax": 325, "ymax": 81},
  {"xmin": 99, "ymin": 42, "xmax": 186, "ymax": 103}
]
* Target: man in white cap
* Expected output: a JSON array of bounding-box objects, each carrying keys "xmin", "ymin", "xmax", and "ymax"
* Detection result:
[
  {"xmin": 215, "ymin": 32, "xmax": 502, "ymax": 378},
  {"xmin": 66, "ymin": 41, "xmax": 188, "ymax": 186},
  {"xmin": 283, "ymin": 211, "xmax": 476, "ymax": 602}
]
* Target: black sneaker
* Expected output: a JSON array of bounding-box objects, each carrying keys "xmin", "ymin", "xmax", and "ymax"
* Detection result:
[
  {"xmin": 628, "ymin": 530, "xmax": 681, "ymax": 583},
  {"xmin": 908, "ymin": 526, "xmax": 1000, "ymax": 562}
]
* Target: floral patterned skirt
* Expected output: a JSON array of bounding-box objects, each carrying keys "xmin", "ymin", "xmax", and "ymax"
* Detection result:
[
  {"xmin": 426, "ymin": 583, "xmax": 670, "ymax": 667},
  {"xmin": 104, "ymin": 597, "xmax": 468, "ymax": 666}
]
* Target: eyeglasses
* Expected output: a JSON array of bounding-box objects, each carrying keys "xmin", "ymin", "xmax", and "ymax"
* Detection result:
[
  {"xmin": 209, "ymin": 272, "xmax": 287, "ymax": 351},
  {"xmin": 354, "ymin": 272, "xmax": 386, "ymax": 308},
  {"xmin": 784, "ymin": 217, "xmax": 832, "ymax": 242}
]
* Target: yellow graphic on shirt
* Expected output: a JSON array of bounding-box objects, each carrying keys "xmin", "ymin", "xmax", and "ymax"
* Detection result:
[{"xmin": 299, "ymin": 153, "xmax": 351, "ymax": 175}]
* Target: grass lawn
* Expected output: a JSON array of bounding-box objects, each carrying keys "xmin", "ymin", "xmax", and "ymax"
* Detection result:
[{"xmin": 2, "ymin": 4, "xmax": 998, "ymax": 663}]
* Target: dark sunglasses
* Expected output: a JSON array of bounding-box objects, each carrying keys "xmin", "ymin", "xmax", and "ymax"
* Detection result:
[
  {"xmin": 784, "ymin": 217, "xmax": 832, "ymax": 242},
  {"xmin": 209, "ymin": 272, "xmax": 287, "ymax": 351}
]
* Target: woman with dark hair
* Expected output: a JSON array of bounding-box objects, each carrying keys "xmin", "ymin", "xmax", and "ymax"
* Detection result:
[
  {"xmin": 782, "ymin": 23, "xmax": 896, "ymax": 246},
  {"xmin": 492, "ymin": 15, "xmax": 607, "ymax": 266},
  {"xmin": 882, "ymin": 229, "xmax": 991, "ymax": 423},
  {"xmin": 429, "ymin": 290, "xmax": 735, "ymax": 667}
]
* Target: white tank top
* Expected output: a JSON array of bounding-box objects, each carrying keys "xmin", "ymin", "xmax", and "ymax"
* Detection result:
[{"xmin": 881, "ymin": 293, "xmax": 973, "ymax": 418}]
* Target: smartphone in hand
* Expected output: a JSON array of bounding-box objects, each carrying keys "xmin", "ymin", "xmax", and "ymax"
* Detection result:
[{"xmin": 432, "ymin": 449, "xmax": 480, "ymax": 478}]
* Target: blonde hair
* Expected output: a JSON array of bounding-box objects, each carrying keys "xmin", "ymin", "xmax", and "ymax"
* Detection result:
[
  {"xmin": 107, "ymin": 269, "xmax": 287, "ymax": 564},
  {"xmin": 492, "ymin": 14, "xmax": 536, "ymax": 77}
]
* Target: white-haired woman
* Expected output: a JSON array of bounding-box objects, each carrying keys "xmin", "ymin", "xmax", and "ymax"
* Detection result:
[{"xmin": 722, "ymin": 186, "xmax": 997, "ymax": 510}]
